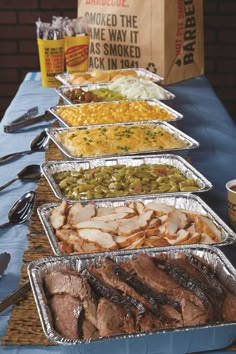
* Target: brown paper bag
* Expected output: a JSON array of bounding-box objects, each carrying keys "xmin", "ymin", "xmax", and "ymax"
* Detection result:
[{"xmin": 77, "ymin": 0, "xmax": 204, "ymax": 84}]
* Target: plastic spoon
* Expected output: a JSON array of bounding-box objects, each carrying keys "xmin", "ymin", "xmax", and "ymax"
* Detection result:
[
  {"xmin": 0, "ymin": 191, "xmax": 36, "ymax": 229},
  {"xmin": 0, "ymin": 164, "xmax": 41, "ymax": 191},
  {"xmin": 0, "ymin": 130, "xmax": 48, "ymax": 164}
]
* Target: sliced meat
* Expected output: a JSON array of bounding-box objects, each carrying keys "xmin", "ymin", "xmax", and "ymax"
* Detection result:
[
  {"xmin": 92, "ymin": 212, "xmax": 131, "ymax": 222},
  {"xmin": 180, "ymin": 298, "xmax": 210, "ymax": 326},
  {"xmin": 161, "ymin": 209, "xmax": 189, "ymax": 240},
  {"xmin": 44, "ymin": 252, "xmax": 236, "ymax": 341},
  {"xmin": 79, "ymin": 280, "xmax": 98, "ymax": 327},
  {"xmin": 148, "ymin": 217, "xmax": 161, "ymax": 229},
  {"xmin": 77, "ymin": 228, "xmax": 118, "ymax": 250},
  {"xmin": 113, "ymin": 206, "xmax": 136, "ymax": 215},
  {"xmin": 81, "ymin": 268, "xmax": 146, "ymax": 316},
  {"xmin": 114, "ymin": 231, "xmax": 145, "ymax": 248},
  {"xmin": 163, "ymin": 217, "xmax": 179, "ymax": 237},
  {"xmin": 152, "ymin": 257, "xmax": 215, "ymax": 320},
  {"xmin": 44, "ymin": 269, "xmax": 98, "ymax": 327},
  {"xmin": 123, "ymin": 235, "xmax": 146, "ymax": 249},
  {"xmin": 181, "ymin": 232, "xmax": 201, "ymax": 244},
  {"xmin": 128, "ymin": 201, "xmax": 145, "ymax": 215},
  {"xmin": 92, "ymin": 258, "xmax": 162, "ymax": 317},
  {"xmin": 168, "ymin": 209, "xmax": 189, "ymax": 229},
  {"xmin": 82, "ymin": 319, "xmax": 99, "ymax": 339},
  {"xmin": 222, "ymin": 290, "xmax": 236, "ymax": 322},
  {"xmin": 117, "ymin": 210, "xmax": 154, "ymax": 237},
  {"xmin": 96, "ymin": 298, "xmax": 135, "ymax": 337},
  {"xmin": 49, "ymin": 294, "xmax": 82, "ymax": 339},
  {"xmin": 67, "ymin": 202, "xmax": 83, "ymax": 224},
  {"xmin": 189, "ymin": 214, "xmax": 222, "ymax": 242},
  {"xmin": 44, "ymin": 270, "xmax": 87, "ymax": 298},
  {"xmin": 68, "ymin": 202, "xmax": 96, "ymax": 225},
  {"xmin": 58, "ymin": 240, "xmax": 74, "ymax": 254},
  {"xmin": 138, "ymin": 311, "xmax": 165, "ymax": 332},
  {"xmin": 160, "ymin": 304, "xmax": 183, "ymax": 327},
  {"xmin": 56, "ymin": 228, "xmax": 77, "ymax": 242},
  {"xmin": 74, "ymin": 220, "xmax": 118, "ymax": 233},
  {"xmin": 117, "ymin": 219, "xmax": 144, "ymax": 237},
  {"xmin": 124, "ymin": 254, "xmax": 207, "ymax": 312},
  {"xmin": 200, "ymin": 233, "xmax": 215, "ymax": 244},
  {"xmin": 80, "ymin": 240, "xmax": 104, "ymax": 253},
  {"xmin": 169, "ymin": 255, "xmax": 224, "ymax": 320},
  {"xmin": 145, "ymin": 227, "xmax": 161, "ymax": 237},
  {"xmin": 145, "ymin": 236, "xmax": 170, "ymax": 247},
  {"xmin": 166, "ymin": 229, "xmax": 190, "ymax": 245},
  {"xmin": 90, "ymin": 258, "xmax": 181, "ymax": 328},
  {"xmin": 49, "ymin": 200, "xmax": 68, "ymax": 230},
  {"xmin": 184, "ymin": 254, "xmax": 225, "ymax": 300},
  {"xmin": 95, "ymin": 206, "xmax": 116, "ymax": 216},
  {"xmin": 145, "ymin": 202, "xmax": 174, "ymax": 216}
]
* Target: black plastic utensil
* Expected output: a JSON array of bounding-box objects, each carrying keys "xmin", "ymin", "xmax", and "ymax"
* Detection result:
[
  {"xmin": 0, "ymin": 191, "xmax": 36, "ymax": 229},
  {"xmin": 0, "ymin": 164, "xmax": 41, "ymax": 191},
  {"xmin": 0, "ymin": 253, "xmax": 11, "ymax": 277},
  {"xmin": 8, "ymin": 107, "xmax": 38, "ymax": 125},
  {"xmin": 0, "ymin": 281, "xmax": 31, "ymax": 312},
  {"xmin": 0, "ymin": 130, "xmax": 48, "ymax": 164},
  {"xmin": 3, "ymin": 110, "xmax": 53, "ymax": 133}
]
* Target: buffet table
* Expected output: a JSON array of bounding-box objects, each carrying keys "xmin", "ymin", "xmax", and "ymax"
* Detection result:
[{"xmin": 0, "ymin": 72, "xmax": 236, "ymax": 354}]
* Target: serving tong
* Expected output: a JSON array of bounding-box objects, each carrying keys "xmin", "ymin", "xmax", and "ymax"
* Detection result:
[
  {"xmin": 0, "ymin": 281, "xmax": 31, "ymax": 313},
  {"xmin": 0, "ymin": 252, "xmax": 11, "ymax": 278},
  {"xmin": 4, "ymin": 107, "xmax": 53, "ymax": 133}
]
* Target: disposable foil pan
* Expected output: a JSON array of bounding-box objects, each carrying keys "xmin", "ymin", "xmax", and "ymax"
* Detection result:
[
  {"xmin": 55, "ymin": 82, "xmax": 175, "ymax": 105},
  {"xmin": 48, "ymin": 100, "xmax": 183, "ymax": 128},
  {"xmin": 45, "ymin": 121, "xmax": 199, "ymax": 160},
  {"xmin": 37, "ymin": 193, "xmax": 236, "ymax": 256},
  {"xmin": 41, "ymin": 154, "xmax": 213, "ymax": 202},
  {"xmin": 27, "ymin": 245, "xmax": 236, "ymax": 353},
  {"xmin": 55, "ymin": 68, "xmax": 163, "ymax": 86}
]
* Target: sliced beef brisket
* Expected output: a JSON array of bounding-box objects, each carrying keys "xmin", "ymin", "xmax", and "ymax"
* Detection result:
[
  {"xmin": 44, "ymin": 252, "xmax": 236, "ymax": 341},
  {"xmin": 122, "ymin": 253, "xmax": 214, "ymax": 323},
  {"xmin": 101, "ymin": 257, "xmax": 182, "ymax": 326},
  {"xmin": 49, "ymin": 294, "xmax": 83, "ymax": 340}
]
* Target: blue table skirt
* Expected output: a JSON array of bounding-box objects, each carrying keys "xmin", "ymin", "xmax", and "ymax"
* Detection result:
[{"xmin": 0, "ymin": 73, "xmax": 236, "ymax": 354}]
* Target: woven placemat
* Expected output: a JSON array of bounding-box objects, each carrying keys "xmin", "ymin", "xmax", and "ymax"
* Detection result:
[
  {"xmin": 1, "ymin": 136, "xmax": 64, "ymax": 346},
  {"xmin": 1, "ymin": 131, "xmax": 236, "ymax": 350}
]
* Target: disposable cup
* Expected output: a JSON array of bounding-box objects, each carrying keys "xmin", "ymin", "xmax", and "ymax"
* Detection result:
[
  {"xmin": 226, "ymin": 179, "xmax": 236, "ymax": 231},
  {"xmin": 37, "ymin": 38, "xmax": 65, "ymax": 87},
  {"xmin": 64, "ymin": 35, "xmax": 90, "ymax": 73}
]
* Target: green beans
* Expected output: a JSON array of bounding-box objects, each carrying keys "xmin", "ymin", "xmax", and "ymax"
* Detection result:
[{"xmin": 53, "ymin": 164, "xmax": 199, "ymax": 200}]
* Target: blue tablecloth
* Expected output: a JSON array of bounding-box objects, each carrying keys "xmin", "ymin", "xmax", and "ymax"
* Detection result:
[{"xmin": 0, "ymin": 73, "xmax": 236, "ymax": 354}]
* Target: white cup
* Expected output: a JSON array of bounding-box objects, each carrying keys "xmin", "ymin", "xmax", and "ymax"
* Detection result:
[{"xmin": 226, "ymin": 179, "xmax": 236, "ymax": 231}]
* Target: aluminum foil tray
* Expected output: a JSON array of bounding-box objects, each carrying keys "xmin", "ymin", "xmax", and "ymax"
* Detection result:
[
  {"xmin": 45, "ymin": 121, "xmax": 199, "ymax": 161},
  {"xmin": 48, "ymin": 99, "xmax": 183, "ymax": 128},
  {"xmin": 55, "ymin": 82, "xmax": 175, "ymax": 105},
  {"xmin": 56, "ymin": 68, "xmax": 163, "ymax": 86},
  {"xmin": 41, "ymin": 154, "xmax": 213, "ymax": 202},
  {"xmin": 27, "ymin": 245, "xmax": 236, "ymax": 353},
  {"xmin": 37, "ymin": 193, "xmax": 236, "ymax": 256}
]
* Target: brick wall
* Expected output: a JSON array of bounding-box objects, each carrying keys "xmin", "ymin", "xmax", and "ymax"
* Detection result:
[
  {"xmin": 0, "ymin": 0, "xmax": 78, "ymax": 120},
  {"xmin": 0, "ymin": 0, "xmax": 235, "ymax": 121},
  {"xmin": 204, "ymin": 0, "xmax": 236, "ymax": 121}
]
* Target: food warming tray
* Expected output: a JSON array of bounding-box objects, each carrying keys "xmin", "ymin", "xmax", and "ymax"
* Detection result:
[
  {"xmin": 41, "ymin": 154, "xmax": 213, "ymax": 202},
  {"xmin": 27, "ymin": 245, "xmax": 236, "ymax": 353},
  {"xmin": 56, "ymin": 68, "xmax": 163, "ymax": 86},
  {"xmin": 37, "ymin": 193, "xmax": 236, "ymax": 256},
  {"xmin": 55, "ymin": 82, "xmax": 175, "ymax": 104},
  {"xmin": 45, "ymin": 121, "xmax": 199, "ymax": 160},
  {"xmin": 48, "ymin": 99, "xmax": 183, "ymax": 127}
]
